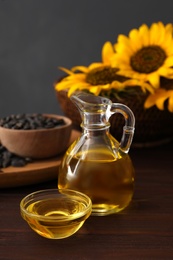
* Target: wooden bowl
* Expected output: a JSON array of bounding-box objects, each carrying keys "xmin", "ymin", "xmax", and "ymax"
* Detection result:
[{"xmin": 0, "ymin": 114, "xmax": 72, "ymax": 159}]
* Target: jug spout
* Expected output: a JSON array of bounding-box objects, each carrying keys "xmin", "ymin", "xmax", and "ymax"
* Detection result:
[
  {"xmin": 70, "ymin": 91, "xmax": 135, "ymax": 153},
  {"xmin": 70, "ymin": 92, "xmax": 111, "ymax": 112},
  {"xmin": 70, "ymin": 92, "xmax": 112, "ymax": 128}
]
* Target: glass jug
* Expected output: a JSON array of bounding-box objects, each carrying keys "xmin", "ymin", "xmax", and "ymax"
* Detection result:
[{"xmin": 58, "ymin": 92, "xmax": 135, "ymax": 216}]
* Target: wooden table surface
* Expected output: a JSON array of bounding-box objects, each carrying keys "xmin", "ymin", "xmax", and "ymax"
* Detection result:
[{"xmin": 0, "ymin": 141, "xmax": 173, "ymax": 260}]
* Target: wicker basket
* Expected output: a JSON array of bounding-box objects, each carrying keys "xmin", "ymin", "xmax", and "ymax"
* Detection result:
[{"xmin": 56, "ymin": 89, "xmax": 173, "ymax": 147}]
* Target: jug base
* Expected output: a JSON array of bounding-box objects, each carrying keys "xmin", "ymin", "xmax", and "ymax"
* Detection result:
[{"xmin": 91, "ymin": 203, "xmax": 128, "ymax": 216}]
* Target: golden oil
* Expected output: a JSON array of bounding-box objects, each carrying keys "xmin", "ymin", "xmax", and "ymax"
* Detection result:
[
  {"xmin": 58, "ymin": 147, "xmax": 135, "ymax": 216},
  {"xmin": 21, "ymin": 197, "xmax": 91, "ymax": 239}
]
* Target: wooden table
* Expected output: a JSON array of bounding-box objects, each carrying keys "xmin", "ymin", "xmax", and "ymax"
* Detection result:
[{"xmin": 0, "ymin": 141, "xmax": 173, "ymax": 260}]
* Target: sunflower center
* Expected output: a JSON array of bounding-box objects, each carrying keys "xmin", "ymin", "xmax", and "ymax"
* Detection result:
[
  {"xmin": 86, "ymin": 66, "xmax": 127, "ymax": 85},
  {"xmin": 130, "ymin": 45, "xmax": 166, "ymax": 74}
]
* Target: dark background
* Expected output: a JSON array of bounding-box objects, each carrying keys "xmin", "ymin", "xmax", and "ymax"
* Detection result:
[{"xmin": 0, "ymin": 0, "xmax": 173, "ymax": 117}]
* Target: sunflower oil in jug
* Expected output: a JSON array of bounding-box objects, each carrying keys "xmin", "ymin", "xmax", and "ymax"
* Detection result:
[{"xmin": 58, "ymin": 92, "xmax": 135, "ymax": 216}]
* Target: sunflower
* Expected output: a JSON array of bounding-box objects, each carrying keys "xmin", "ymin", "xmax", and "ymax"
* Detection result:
[
  {"xmin": 112, "ymin": 22, "xmax": 173, "ymax": 89},
  {"xmin": 55, "ymin": 42, "xmax": 152, "ymax": 97}
]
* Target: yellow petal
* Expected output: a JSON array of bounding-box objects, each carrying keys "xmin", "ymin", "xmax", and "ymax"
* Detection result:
[
  {"xmin": 117, "ymin": 34, "xmax": 130, "ymax": 45},
  {"xmin": 129, "ymin": 29, "xmax": 142, "ymax": 51},
  {"xmin": 89, "ymin": 86, "xmax": 102, "ymax": 95},
  {"xmin": 144, "ymin": 89, "xmax": 169, "ymax": 109},
  {"xmin": 168, "ymin": 91, "xmax": 173, "ymax": 112},
  {"xmin": 111, "ymin": 53, "xmax": 130, "ymax": 68},
  {"xmin": 88, "ymin": 63, "xmax": 105, "ymax": 70},
  {"xmin": 147, "ymin": 73, "xmax": 160, "ymax": 88},
  {"xmin": 55, "ymin": 78, "xmax": 77, "ymax": 91},
  {"xmin": 144, "ymin": 94, "xmax": 155, "ymax": 109},
  {"xmin": 102, "ymin": 41, "xmax": 115, "ymax": 64},
  {"xmin": 110, "ymin": 81, "xmax": 122, "ymax": 89},
  {"xmin": 149, "ymin": 22, "xmax": 162, "ymax": 44},
  {"xmin": 123, "ymin": 79, "xmax": 154, "ymax": 93},
  {"xmin": 68, "ymin": 82, "xmax": 90, "ymax": 96},
  {"xmin": 71, "ymin": 66, "xmax": 89, "ymax": 73},
  {"xmin": 158, "ymin": 66, "xmax": 173, "ymax": 78},
  {"xmin": 155, "ymin": 22, "xmax": 165, "ymax": 44},
  {"xmin": 164, "ymin": 56, "xmax": 173, "ymax": 67},
  {"xmin": 165, "ymin": 23, "xmax": 173, "ymax": 34},
  {"xmin": 139, "ymin": 24, "xmax": 150, "ymax": 46},
  {"xmin": 155, "ymin": 96, "xmax": 169, "ymax": 110},
  {"xmin": 58, "ymin": 67, "xmax": 73, "ymax": 75},
  {"xmin": 70, "ymin": 73, "xmax": 86, "ymax": 81}
]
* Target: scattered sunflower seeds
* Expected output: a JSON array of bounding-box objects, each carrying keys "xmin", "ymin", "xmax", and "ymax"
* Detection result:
[{"xmin": 0, "ymin": 144, "xmax": 33, "ymax": 170}]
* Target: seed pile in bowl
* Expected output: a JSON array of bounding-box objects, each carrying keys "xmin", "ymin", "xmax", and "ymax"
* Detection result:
[
  {"xmin": 0, "ymin": 113, "xmax": 65, "ymax": 130},
  {"xmin": 0, "ymin": 113, "xmax": 66, "ymax": 170}
]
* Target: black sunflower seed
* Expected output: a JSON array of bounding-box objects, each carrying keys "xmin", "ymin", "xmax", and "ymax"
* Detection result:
[{"xmin": 0, "ymin": 113, "xmax": 65, "ymax": 130}]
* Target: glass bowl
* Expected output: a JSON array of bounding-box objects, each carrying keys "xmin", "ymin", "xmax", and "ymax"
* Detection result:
[{"xmin": 20, "ymin": 189, "xmax": 92, "ymax": 239}]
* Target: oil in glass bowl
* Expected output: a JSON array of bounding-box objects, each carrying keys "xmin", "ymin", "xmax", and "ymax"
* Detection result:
[{"xmin": 20, "ymin": 189, "xmax": 92, "ymax": 239}]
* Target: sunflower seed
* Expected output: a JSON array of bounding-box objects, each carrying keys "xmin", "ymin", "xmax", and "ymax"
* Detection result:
[{"xmin": 0, "ymin": 113, "xmax": 65, "ymax": 130}]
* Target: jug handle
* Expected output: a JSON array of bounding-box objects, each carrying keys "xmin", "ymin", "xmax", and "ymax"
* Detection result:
[{"xmin": 110, "ymin": 103, "xmax": 135, "ymax": 153}]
